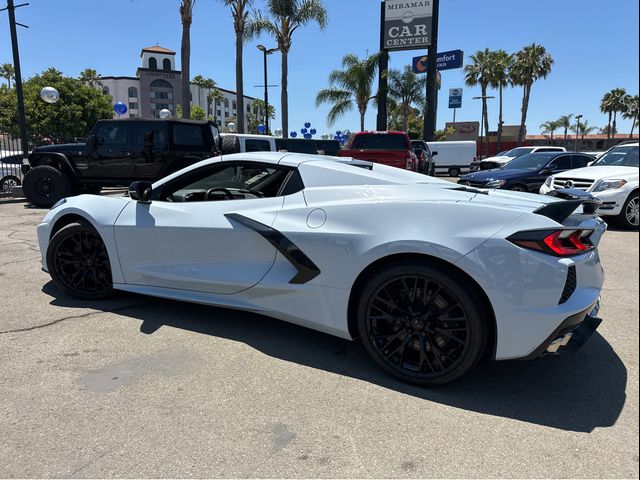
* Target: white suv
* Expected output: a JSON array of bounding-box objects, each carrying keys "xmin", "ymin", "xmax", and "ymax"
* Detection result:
[
  {"xmin": 540, "ymin": 142, "xmax": 639, "ymax": 229},
  {"xmin": 474, "ymin": 146, "xmax": 567, "ymax": 171}
]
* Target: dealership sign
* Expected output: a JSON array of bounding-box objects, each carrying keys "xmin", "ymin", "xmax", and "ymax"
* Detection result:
[{"xmin": 383, "ymin": 0, "xmax": 433, "ymax": 51}]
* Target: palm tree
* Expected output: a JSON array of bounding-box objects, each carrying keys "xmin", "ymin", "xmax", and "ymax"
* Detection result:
[
  {"xmin": 247, "ymin": 0, "xmax": 328, "ymax": 138},
  {"xmin": 622, "ymin": 94, "xmax": 639, "ymax": 138},
  {"xmin": 464, "ymin": 48, "xmax": 492, "ymax": 155},
  {"xmin": 387, "ymin": 66, "xmax": 425, "ymax": 133},
  {"xmin": 192, "ymin": 75, "xmax": 216, "ymax": 113},
  {"xmin": 315, "ymin": 53, "xmax": 379, "ymax": 131},
  {"xmin": 207, "ymin": 88, "xmax": 224, "ymax": 122},
  {"xmin": 540, "ymin": 120, "xmax": 560, "ymax": 140},
  {"xmin": 486, "ymin": 49, "xmax": 512, "ymax": 152},
  {"xmin": 557, "ymin": 114, "xmax": 573, "ymax": 140},
  {"xmin": 0, "ymin": 63, "xmax": 15, "ymax": 88},
  {"xmin": 570, "ymin": 119, "xmax": 598, "ymax": 140},
  {"xmin": 509, "ymin": 43, "xmax": 554, "ymax": 144},
  {"xmin": 221, "ymin": 0, "xmax": 252, "ymax": 133},
  {"xmin": 606, "ymin": 88, "xmax": 628, "ymax": 138},
  {"xmin": 600, "ymin": 91, "xmax": 614, "ymax": 141},
  {"xmin": 179, "ymin": 0, "xmax": 197, "ymax": 119}
]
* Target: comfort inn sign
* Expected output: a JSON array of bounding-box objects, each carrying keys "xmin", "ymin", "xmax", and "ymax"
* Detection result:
[{"xmin": 383, "ymin": 0, "xmax": 433, "ymax": 51}]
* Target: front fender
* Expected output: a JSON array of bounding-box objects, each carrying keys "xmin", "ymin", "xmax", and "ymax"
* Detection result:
[{"xmin": 30, "ymin": 152, "xmax": 79, "ymax": 176}]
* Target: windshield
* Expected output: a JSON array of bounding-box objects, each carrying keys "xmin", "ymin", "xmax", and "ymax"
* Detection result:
[
  {"xmin": 504, "ymin": 147, "xmax": 534, "ymax": 158},
  {"xmin": 502, "ymin": 153, "xmax": 556, "ymax": 171},
  {"xmin": 593, "ymin": 145, "xmax": 639, "ymax": 167}
]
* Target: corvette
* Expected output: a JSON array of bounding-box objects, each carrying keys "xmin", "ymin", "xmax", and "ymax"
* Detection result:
[{"xmin": 37, "ymin": 152, "xmax": 606, "ymax": 386}]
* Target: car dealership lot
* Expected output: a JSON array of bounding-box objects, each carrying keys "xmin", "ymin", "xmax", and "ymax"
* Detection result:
[{"xmin": 0, "ymin": 199, "xmax": 638, "ymax": 478}]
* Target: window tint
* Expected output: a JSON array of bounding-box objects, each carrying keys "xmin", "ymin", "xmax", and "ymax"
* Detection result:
[
  {"xmin": 549, "ymin": 155, "xmax": 572, "ymax": 170},
  {"xmin": 94, "ymin": 123, "xmax": 128, "ymax": 146},
  {"xmin": 593, "ymin": 145, "xmax": 639, "ymax": 167},
  {"xmin": 245, "ymin": 139, "xmax": 272, "ymax": 152},
  {"xmin": 352, "ymin": 134, "xmax": 408, "ymax": 150},
  {"xmin": 572, "ymin": 155, "xmax": 592, "ymax": 168},
  {"xmin": 173, "ymin": 124, "xmax": 204, "ymax": 146},
  {"xmin": 503, "ymin": 153, "xmax": 554, "ymax": 171},
  {"xmin": 537, "ymin": 148, "xmax": 563, "ymax": 152},
  {"xmin": 134, "ymin": 123, "xmax": 168, "ymax": 151}
]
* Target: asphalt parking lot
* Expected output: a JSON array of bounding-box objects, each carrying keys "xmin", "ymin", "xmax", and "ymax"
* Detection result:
[{"xmin": 0, "ymin": 197, "xmax": 638, "ymax": 478}]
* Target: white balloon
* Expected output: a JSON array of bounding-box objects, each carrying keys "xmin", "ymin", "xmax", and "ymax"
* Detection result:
[
  {"xmin": 159, "ymin": 109, "xmax": 172, "ymax": 119},
  {"xmin": 40, "ymin": 86, "xmax": 60, "ymax": 104},
  {"xmin": 274, "ymin": 128, "xmax": 283, "ymax": 137},
  {"xmin": 227, "ymin": 122, "xmax": 237, "ymax": 133}
]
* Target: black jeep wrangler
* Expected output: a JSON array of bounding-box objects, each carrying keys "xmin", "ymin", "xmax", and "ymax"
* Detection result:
[{"xmin": 23, "ymin": 118, "xmax": 220, "ymax": 207}]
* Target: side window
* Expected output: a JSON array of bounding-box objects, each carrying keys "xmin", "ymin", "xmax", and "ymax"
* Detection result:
[
  {"xmin": 550, "ymin": 155, "xmax": 572, "ymax": 171},
  {"xmin": 94, "ymin": 123, "xmax": 129, "ymax": 147},
  {"xmin": 537, "ymin": 148, "xmax": 561, "ymax": 153},
  {"xmin": 245, "ymin": 139, "xmax": 272, "ymax": 152},
  {"xmin": 572, "ymin": 155, "xmax": 591, "ymax": 168},
  {"xmin": 134, "ymin": 123, "xmax": 168, "ymax": 152},
  {"xmin": 173, "ymin": 124, "xmax": 204, "ymax": 148}
]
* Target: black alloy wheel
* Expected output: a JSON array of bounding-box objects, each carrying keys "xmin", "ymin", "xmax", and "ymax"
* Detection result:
[
  {"xmin": 509, "ymin": 184, "xmax": 528, "ymax": 192},
  {"xmin": 46, "ymin": 222, "xmax": 113, "ymax": 299},
  {"xmin": 357, "ymin": 261, "xmax": 487, "ymax": 386},
  {"xmin": 23, "ymin": 165, "xmax": 72, "ymax": 208}
]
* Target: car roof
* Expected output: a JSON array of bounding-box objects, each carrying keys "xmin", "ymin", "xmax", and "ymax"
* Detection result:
[{"xmin": 96, "ymin": 118, "xmax": 214, "ymax": 125}]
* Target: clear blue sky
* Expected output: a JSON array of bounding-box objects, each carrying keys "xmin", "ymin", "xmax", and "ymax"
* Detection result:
[{"xmin": 1, "ymin": 0, "xmax": 638, "ymax": 136}]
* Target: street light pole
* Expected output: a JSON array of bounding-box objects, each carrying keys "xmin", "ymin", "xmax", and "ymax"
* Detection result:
[
  {"xmin": 473, "ymin": 95, "xmax": 494, "ymax": 158},
  {"xmin": 574, "ymin": 114, "xmax": 583, "ymax": 151},
  {"xmin": 257, "ymin": 45, "xmax": 278, "ymax": 135}
]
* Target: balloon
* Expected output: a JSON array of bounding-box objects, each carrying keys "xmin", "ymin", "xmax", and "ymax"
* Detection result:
[
  {"xmin": 290, "ymin": 131, "xmax": 298, "ymax": 138},
  {"xmin": 257, "ymin": 124, "xmax": 266, "ymax": 134},
  {"xmin": 40, "ymin": 86, "xmax": 60, "ymax": 104},
  {"xmin": 304, "ymin": 133, "xmax": 312, "ymax": 139},
  {"xmin": 310, "ymin": 128, "xmax": 317, "ymax": 135},
  {"xmin": 304, "ymin": 122, "xmax": 311, "ymax": 129},
  {"xmin": 274, "ymin": 128, "xmax": 283, "ymax": 137},
  {"xmin": 113, "ymin": 102, "xmax": 128, "ymax": 115},
  {"xmin": 336, "ymin": 131, "xmax": 342, "ymax": 136},
  {"xmin": 227, "ymin": 122, "xmax": 237, "ymax": 133},
  {"xmin": 159, "ymin": 109, "xmax": 171, "ymax": 119},
  {"xmin": 301, "ymin": 128, "xmax": 308, "ymax": 134}
]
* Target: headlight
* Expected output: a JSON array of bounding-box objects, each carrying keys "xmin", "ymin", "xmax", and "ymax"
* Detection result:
[
  {"xmin": 544, "ymin": 176, "xmax": 553, "ymax": 187},
  {"xmin": 485, "ymin": 179, "xmax": 506, "ymax": 188},
  {"xmin": 592, "ymin": 179, "xmax": 627, "ymax": 192}
]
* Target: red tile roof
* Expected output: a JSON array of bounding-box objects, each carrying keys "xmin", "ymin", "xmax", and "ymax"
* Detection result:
[{"xmin": 141, "ymin": 46, "xmax": 176, "ymax": 55}]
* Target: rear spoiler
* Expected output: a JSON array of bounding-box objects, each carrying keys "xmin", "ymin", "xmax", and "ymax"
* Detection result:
[{"xmin": 535, "ymin": 188, "xmax": 602, "ymax": 223}]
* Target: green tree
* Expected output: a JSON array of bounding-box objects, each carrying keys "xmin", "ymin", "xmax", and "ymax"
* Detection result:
[
  {"xmin": 464, "ymin": 48, "xmax": 492, "ymax": 155},
  {"xmin": 221, "ymin": 0, "xmax": 252, "ymax": 133},
  {"xmin": 622, "ymin": 94, "xmax": 639, "ymax": 138},
  {"xmin": 0, "ymin": 63, "xmax": 15, "ymax": 88},
  {"xmin": 315, "ymin": 52, "xmax": 379, "ymax": 131},
  {"xmin": 601, "ymin": 88, "xmax": 628, "ymax": 138},
  {"xmin": 600, "ymin": 91, "xmax": 614, "ymax": 141},
  {"xmin": 207, "ymin": 87, "xmax": 224, "ymax": 122},
  {"xmin": 78, "ymin": 68, "xmax": 102, "ymax": 88},
  {"xmin": 570, "ymin": 119, "xmax": 598, "ymax": 139},
  {"xmin": 247, "ymin": 0, "xmax": 328, "ymax": 138},
  {"xmin": 176, "ymin": 104, "xmax": 206, "ymax": 120},
  {"xmin": 252, "ymin": 98, "xmax": 276, "ymax": 130},
  {"xmin": 557, "ymin": 114, "xmax": 573, "ymax": 140},
  {"xmin": 486, "ymin": 49, "xmax": 512, "ymax": 151},
  {"xmin": 387, "ymin": 66, "xmax": 425, "ymax": 133},
  {"xmin": 192, "ymin": 75, "xmax": 217, "ymax": 115},
  {"xmin": 389, "ymin": 105, "xmax": 423, "ymax": 139},
  {"xmin": 0, "ymin": 68, "xmax": 113, "ymax": 144},
  {"xmin": 509, "ymin": 43, "xmax": 554, "ymax": 144},
  {"xmin": 540, "ymin": 120, "xmax": 560, "ymax": 140}
]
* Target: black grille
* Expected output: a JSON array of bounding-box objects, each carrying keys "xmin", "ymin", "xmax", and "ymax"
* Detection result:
[
  {"xmin": 559, "ymin": 266, "xmax": 577, "ymax": 304},
  {"xmin": 481, "ymin": 162, "xmax": 499, "ymax": 170}
]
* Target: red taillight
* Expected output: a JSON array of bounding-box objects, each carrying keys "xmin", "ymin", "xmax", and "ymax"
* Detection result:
[{"xmin": 508, "ymin": 229, "xmax": 594, "ymax": 257}]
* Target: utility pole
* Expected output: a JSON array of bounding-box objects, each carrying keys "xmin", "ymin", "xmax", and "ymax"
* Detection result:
[
  {"xmin": 376, "ymin": 1, "xmax": 388, "ymax": 132},
  {"xmin": 1, "ymin": 0, "xmax": 29, "ymax": 162},
  {"xmin": 473, "ymin": 95, "xmax": 494, "ymax": 158},
  {"xmin": 423, "ymin": 0, "xmax": 440, "ymax": 141}
]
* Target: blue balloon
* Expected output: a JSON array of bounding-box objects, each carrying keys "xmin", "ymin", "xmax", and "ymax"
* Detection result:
[
  {"xmin": 304, "ymin": 133, "xmax": 312, "ymax": 139},
  {"xmin": 336, "ymin": 131, "xmax": 342, "ymax": 136},
  {"xmin": 301, "ymin": 128, "xmax": 308, "ymax": 134},
  {"xmin": 113, "ymin": 102, "xmax": 128, "ymax": 115},
  {"xmin": 290, "ymin": 131, "xmax": 298, "ymax": 138},
  {"xmin": 310, "ymin": 128, "xmax": 317, "ymax": 135},
  {"xmin": 304, "ymin": 122, "xmax": 311, "ymax": 129},
  {"xmin": 257, "ymin": 124, "xmax": 266, "ymax": 134}
]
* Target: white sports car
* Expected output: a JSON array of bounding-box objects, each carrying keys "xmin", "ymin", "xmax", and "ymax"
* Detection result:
[{"xmin": 37, "ymin": 152, "xmax": 606, "ymax": 386}]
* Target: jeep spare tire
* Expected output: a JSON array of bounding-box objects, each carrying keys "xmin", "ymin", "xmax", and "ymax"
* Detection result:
[
  {"xmin": 23, "ymin": 165, "xmax": 72, "ymax": 208},
  {"xmin": 221, "ymin": 135, "xmax": 241, "ymax": 155}
]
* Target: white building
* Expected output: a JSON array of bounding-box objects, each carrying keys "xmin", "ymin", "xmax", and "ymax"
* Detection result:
[{"xmin": 99, "ymin": 46, "xmax": 262, "ymax": 133}]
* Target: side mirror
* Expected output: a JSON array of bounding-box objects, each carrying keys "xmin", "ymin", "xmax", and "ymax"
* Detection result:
[
  {"xmin": 431, "ymin": 151, "xmax": 438, "ymax": 156},
  {"xmin": 541, "ymin": 164, "xmax": 557, "ymax": 175},
  {"xmin": 129, "ymin": 181, "xmax": 153, "ymax": 203}
]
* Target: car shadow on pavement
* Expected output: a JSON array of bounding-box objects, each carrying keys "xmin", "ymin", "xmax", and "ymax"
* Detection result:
[{"xmin": 43, "ymin": 284, "xmax": 627, "ymax": 434}]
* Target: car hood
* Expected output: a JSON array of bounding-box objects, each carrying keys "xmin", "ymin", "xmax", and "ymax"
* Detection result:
[
  {"xmin": 553, "ymin": 165, "xmax": 639, "ymax": 181},
  {"xmin": 459, "ymin": 168, "xmax": 533, "ymax": 182}
]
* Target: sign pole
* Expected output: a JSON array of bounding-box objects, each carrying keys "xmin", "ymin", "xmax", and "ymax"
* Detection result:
[
  {"xmin": 453, "ymin": 108, "xmax": 456, "ymax": 123},
  {"xmin": 376, "ymin": 1, "xmax": 388, "ymax": 132},
  {"xmin": 423, "ymin": 0, "xmax": 439, "ymax": 141}
]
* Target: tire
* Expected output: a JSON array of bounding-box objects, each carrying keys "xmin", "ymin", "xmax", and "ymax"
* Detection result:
[
  {"xmin": 356, "ymin": 260, "xmax": 488, "ymax": 386},
  {"xmin": 23, "ymin": 165, "xmax": 72, "ymax": 208},
  {"xmin": 448, "ymin": 167, "xmax": 460, "ymax": 177},
  {"xmin": 509, "ymin": 184, "xmax": 528, "ymax": 192},
  {"xmin": 617, "ymin": 191, "xmax": 639, "ymax": 230},
  {"xmin": 0, "ymin": 175, "xmax": 21, "ymax": 191},
  {"xmin": 221, "ymin": 135, "xmax": 241, "ymax": 155},
  {"xmin": 46, "ymin": 222, "xmax": 113, "ymax": 300}
]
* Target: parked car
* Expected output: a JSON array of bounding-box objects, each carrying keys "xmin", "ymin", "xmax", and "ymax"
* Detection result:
[
  {"xmin": 425, "ymin": 140, "xmax": 476, "ymax": 177},
  {"xmin": 276, "ymin": 138, "xmax": 341, "ymax": 156},
  {"xmin": 476, "ymin": 146, "xmax": 567, "ymax": 171},
  {"xmin": 1, "ymin": 154, "xmax": 24, "ymax": 192},
  {"xmin": 540, "ymin": 142, "xmax": 639, "ymax": 229},
  {"xmin": 411, "ymin": 140, "xmax": 436, "ymax": 175},
  {"xmin": 338, "ymin": 131, "xmax": 418, "ymax": 171},
  {"xmin": 470, "ymin": 150, "xmax": 510, "ymax": 172},
  {"xmin": 220, "ymin": 133, "xmax": 276, "ymax": 154},
  {"xmin": 38, "ymin": 152, "xmax": 605, "ymax": 386},
  {"xmin": 458, "ymin": 151, "xmax": 593, "ymax": 192},
  {"xmin": 22, "ymin": 118, "xmax": 221, "ymax": 208}
]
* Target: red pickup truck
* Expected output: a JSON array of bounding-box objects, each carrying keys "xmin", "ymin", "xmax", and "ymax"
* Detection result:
[{"xmin": 337, "ymin": 131, "xmax": 418, "ymax": 171}]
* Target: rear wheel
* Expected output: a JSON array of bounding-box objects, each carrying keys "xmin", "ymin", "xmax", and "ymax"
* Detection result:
[
  {"xmin": 509, "ymin": 184, "xmax": 528, "ymax": 192},
  {"xmin": 23, "ymin": 165, "xmax": 72, "ymax": 208},
  {"xmin": 357, "ymin": 261, "xmax": 488, "ymax": 386},
  {"xmin": 0, "ymin": 175, "xmax": 21, "ymax": 191},
  {"xmin": 46, "ymin": 222, "xmax": 113, "ymax": 299},
  {"xmin": 617, "ymin": 192, "xmax": 639, "ymax": 229},
  {"xmin": 448, "ymin": 167, "xmax": 460, "ymax": 177}
]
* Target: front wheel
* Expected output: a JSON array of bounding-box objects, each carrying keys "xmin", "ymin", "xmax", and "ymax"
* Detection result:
[
  {"xmin": 356, "ymin": 261, "xmax": 488, "ymax": 386},
  {"xmin": 509, "ymin": 184, "xmax": 528, "ymax": 192},
  {"xmin": 617, "ymin": 192, "xmax": 639, "ymax": 229},
  {"xmin": 23, "ymin": 165, "xmax": 72, "ymax": 208},
  {"xmin": 448, "ymin": 167, "xmax": 460, "ymax": 177},
  {"xmin": 0, "ymin": 175, "xmax": 21, "ymax": 191},
  {"xmin": 46, "ymin": 222, "xmax": 113, "ymax": 299}
]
